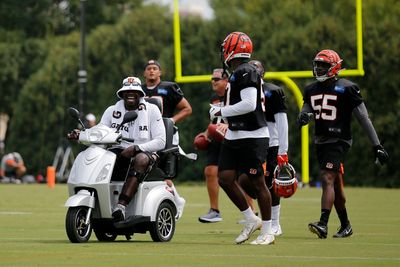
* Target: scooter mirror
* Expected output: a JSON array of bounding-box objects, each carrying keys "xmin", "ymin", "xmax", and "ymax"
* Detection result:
[
  {"xmin": 116, "ymin": 111, "xmax": 138, "ymax": 132},
  {"xmin": 68, "ymin": 107, "xmax": 80, "ymax": 120},
  {"xmin": 67, "ymin": 107, "xmax": 86, "ymax": 130}
]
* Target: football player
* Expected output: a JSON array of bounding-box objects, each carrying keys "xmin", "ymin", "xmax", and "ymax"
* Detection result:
[
  {"xmin": 209, "ymin": 32, "xmax": 274, "ymax": 245},
  {"xmin": 142, "ymin": 60, "xmax": 192, "ymax": 220},
  {"xmin": 298, "ymin": 49, "xmax": 389, "ymax": 238},
  {"xmin": 249, "ymin": 60, "xmax": 289, "ymax": 236}
]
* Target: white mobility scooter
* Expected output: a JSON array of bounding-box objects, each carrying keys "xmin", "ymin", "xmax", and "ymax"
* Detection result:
[{"xmin": 64, "ymin": 102, "xmax": 187, "ymax": 243}]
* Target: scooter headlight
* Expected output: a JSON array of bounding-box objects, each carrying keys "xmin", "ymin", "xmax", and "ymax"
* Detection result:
[
  {"xmin": 96, "ymin": 163, "xmax": 111, "ymax": 182},
  {"xmin": 89, "ymin": 129, "xmax": 105, "ymax": 142}
]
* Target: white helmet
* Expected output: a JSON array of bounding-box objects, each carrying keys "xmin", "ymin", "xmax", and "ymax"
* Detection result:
[{"xmin": 116, "ymin": 76, "xmax": 145, "ymax": 99}]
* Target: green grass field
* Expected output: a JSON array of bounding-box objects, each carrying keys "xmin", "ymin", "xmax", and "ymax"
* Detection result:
[{"xmin": 0, "ymin": 183, "xmax": 399, "ymax": 267}]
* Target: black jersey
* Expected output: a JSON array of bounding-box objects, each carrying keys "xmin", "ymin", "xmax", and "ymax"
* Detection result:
[
  {"xmin": 210, "ymin": 93, "xmax": 225, "ymax": 124},
  {"xmin": 263, "ymin": 83, "xmax": 287, "ymax": 122},
  {"xmin": 303, "ymin": 78, "xmax": 363, "ymax": 140},
  {"xmin": 142, "ymin": 81, "xmax": 184, "ymax": 118},
  {"xmin": 226, "ymin": 62, "xmax": 267, "ymax": 131}
]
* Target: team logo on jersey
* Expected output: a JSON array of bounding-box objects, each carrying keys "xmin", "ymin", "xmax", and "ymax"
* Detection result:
[
  {"xmin": 139, "ymin": 126, "xmax": 148, "ymax": 131},
  {"xmin": 265, "ymin": 90, "xmax": 272, "ymax": 98},
  {"xmin": 334, "ymin": 85, "xmax": 345, "ymax": 93},
  {"xmin": 325, "ymin": 162, "xmax": 334, "ymax": 169},
  {"xmin": 157, "ymin": 88, "xmax": 168, "ymax": 95},
  {"xmin": 113, "ymin": 111, "xmax": 122, "ymax": 119},
  {"xmin": 249, "ymin": 168, "xmax": 257, "ymax": 175}
]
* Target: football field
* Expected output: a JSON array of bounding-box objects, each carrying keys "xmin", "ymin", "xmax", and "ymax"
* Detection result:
[{"xmin": 0, "ymin": 183, "xmax": 399, "ymax": 267}]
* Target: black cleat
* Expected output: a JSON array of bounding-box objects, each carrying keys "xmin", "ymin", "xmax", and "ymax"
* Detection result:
[
  {"xmin": 308, "ymin": 221, "xmax": 328, "ymax": 239},
  {"xmin": 333, "ymin": 223, "xmax": 353, "ymax": 238}
]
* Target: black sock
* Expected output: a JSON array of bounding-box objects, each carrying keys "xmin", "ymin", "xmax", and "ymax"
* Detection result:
[
  {"xmin": 211, "ymin": 208, "xmax": 220, "ymax": 213},
  {"xmin": 320, "ymin": 209, "xmax": 331, "ymax": 225},
  {"xmin": 337, "ymin": 209, "xmax": 349, "ymax": 227}
]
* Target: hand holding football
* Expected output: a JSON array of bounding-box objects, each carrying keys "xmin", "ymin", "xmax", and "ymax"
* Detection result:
[
  {"xmin": 207, "ymin": 124, "xmax": 225, "ymax": 142},
  {"xmin": 194, "ymin": 133, "xmax": 210, "ymax": 150}
]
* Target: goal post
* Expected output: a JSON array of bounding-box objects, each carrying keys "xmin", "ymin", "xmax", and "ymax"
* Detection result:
[{"xmin": 172, "ymin": 0, "xmax": 364, "ymax": 184}]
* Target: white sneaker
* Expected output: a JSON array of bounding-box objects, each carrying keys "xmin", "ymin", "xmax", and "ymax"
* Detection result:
[
  {"xmin": 112, "ymin": 204, "xmax": 126, "ymax": 222},
  {"xmin": 175, "ymin": 197, "xmax": 186, "ymax": 220},
  {"xmin": 235, "ymin": 217, "xmax": 262, "ymax": 244},
  {"xmin": 271, "ymin": 224, "xmax": 283, "ymax": 236},
  {"xmin": 250, "ymin": 232, "xmax": 275, "ymax": 245}
]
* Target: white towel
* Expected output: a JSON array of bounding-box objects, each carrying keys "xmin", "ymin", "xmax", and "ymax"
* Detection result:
[{"xmin": 133, "ymin": 99, "xmax": 150, "ymax": 141}]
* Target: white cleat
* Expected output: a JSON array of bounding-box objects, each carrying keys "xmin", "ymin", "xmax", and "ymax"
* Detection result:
[
  {"xmin": 271, "ymin": 224, "xmax": 283, "ymax": 236},
  {"xmin": 250, "ymin": 232, "xmax": 275, "ymax": 245},
  {"xmin": 235, "ymin": 217, "xmax": 262, "ymax": 244}
]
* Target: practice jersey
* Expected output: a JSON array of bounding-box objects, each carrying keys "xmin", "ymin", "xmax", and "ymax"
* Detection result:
[
  {"xmin": 100, "ymin": 100, "xmax": 165, "ymax": 151},
  {"xmin": 225, "ymin": 62, "xmax": 267, "ymax": 131},
  {"xmin": 263, "ymin": 82, "xmax": 288, "ymax": 150},
  {"xmin": 142, "ymin": 81, "xmax": 184, "ymax": 118},
  {"xmin": 303, "ymin": 78, "xmax": 363, "ymax": 140},
  {"xmin": 263, "ymin": 83, "xmax": 287, "ymax": 122}
]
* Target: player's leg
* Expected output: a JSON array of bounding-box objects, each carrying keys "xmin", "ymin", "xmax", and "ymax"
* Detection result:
[
  {"xmin": 266, "ymin": 146, "xmax": 282, "ymax": 235},
  {"xmin": 199, "ymin": 164, "xmax": 222, "ymax": 223},
  {"xmin": 333, "ymin": 164, "xmax": 353, "ymax": 238}
]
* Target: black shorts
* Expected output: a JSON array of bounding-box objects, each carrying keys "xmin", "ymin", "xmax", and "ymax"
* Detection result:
[
  {"xmin": 218, "ymin": 138, "xmax": 268, "ymax": 178},
  {"xmin": 207, "ymin": 141, "xmax": 221, "ymax": 166},
  {"xmin": 316, "ymin": 141, "xmax": 350, "ymax": 173},
  {"xmin": 265, "ymin": 146, "xmax": 278, "ymax": 188}
]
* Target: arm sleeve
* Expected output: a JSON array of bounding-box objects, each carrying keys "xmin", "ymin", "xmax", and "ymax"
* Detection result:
[
  {"xmin": 220, "ymin": 87, "xmax": 257, "ymax": 117},
  {"xmin": 353, "ymin": 103, "xmax": 380, "ymax": 146},
  {"xmin": 300, "ymin": 102, "xmax": 313, "ymax": 114},
  {"xmin": 137, "ymin": 106, "xmax": 166, "ymax": 152},
  {"xmin": 274, "ymin": 112, "xmax": 289, "ymax": 155},
  {"xmin": 100, "ymin": 106, "xmax": 113, "ymax": 127}
]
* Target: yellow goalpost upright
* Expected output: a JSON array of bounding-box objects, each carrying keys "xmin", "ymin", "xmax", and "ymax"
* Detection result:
[{"xmin": 172, "ymin": 0, "xmax": 365, "ymax": 184}]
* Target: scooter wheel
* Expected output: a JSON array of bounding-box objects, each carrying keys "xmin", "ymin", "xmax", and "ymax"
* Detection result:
[
  {"xmin": 65, "ymin": 206, "xmax": 92, "ymax": 243},
  {"xmin": 94, "ymin": 230, "xmax": 118, "ymax": 242},
  {"xmin": 150, "ymin": 201, "xmax": 175, "ymax": 242}
]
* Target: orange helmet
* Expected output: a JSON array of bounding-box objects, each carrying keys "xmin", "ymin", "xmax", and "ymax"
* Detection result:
[
  {"xmin": 313, "ymin": 49, "xmax": 343, "ymax": 82},
  {"xmin": 221, "ymin": 32, "xmax": 253, "ymax": 67},
  {"xmin": 273, "ymin": 163, "xmax": 298, "ymax": 198}
]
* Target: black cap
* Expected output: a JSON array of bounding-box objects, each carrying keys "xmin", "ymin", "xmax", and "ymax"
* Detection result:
[{"xmin": 144, "ymin": 59, "xmax": 161, "ymax": 70}]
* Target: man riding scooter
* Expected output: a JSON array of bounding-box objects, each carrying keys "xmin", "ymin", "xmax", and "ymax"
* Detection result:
[{"xmin": 68, "ymin": 76, "xmax": 166, "ymax": 222}]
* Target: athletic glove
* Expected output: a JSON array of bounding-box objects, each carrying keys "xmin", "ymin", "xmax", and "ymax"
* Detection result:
[
  {"xmin": 297, "ymin": 112, "xmax": 311, "ymax": 128},
  {"xmin": 277, "ymin": 154, "xmax": 289, "ymax": 167},
  {"xmin": 67, "ymin": 129, "xmax": 80, "ymax": 140},
  {"xmin": 209, "ymin": 104, "xmax": 221, "ymax": 121},
  {"xmin": 373, "ymin": 144, "xmax": 389, "ymax": 165}
]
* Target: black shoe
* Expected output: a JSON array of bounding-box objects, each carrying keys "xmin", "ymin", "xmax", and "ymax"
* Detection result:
[
  {"xmin": 308, "ymin": 221, "xmax": 328, "ymax": 239},
  {"xmin": 333, "ymin": 223, "xmax": 353, "ymax": 238}
]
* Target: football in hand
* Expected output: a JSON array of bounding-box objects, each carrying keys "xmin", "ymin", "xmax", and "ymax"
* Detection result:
[
  {"xmin": 207, "ymin": 124, "xmax": 225, "ymax": 142},
  {"xmin": 194, "ymin": 133, "xmax": 210, "ymax": 150}
]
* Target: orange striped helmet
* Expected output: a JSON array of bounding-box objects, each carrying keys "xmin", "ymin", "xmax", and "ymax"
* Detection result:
[{"xmin": 221, "ymin": 32, "xmax": 253, "ymax": 67}]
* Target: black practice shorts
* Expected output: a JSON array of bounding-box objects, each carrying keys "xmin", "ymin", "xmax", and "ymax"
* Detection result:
[
  {"xmin": 207, "ymin": 141, "xmax": 221, "ymax": 166},
  {"xmin": 109, "ymin": 148, "xmax": 156, "ymax": 181},
  {"xmin": 265, "ymin": 146, "xmax": 278, "ymax": 188},
  {"xmin": 316, "ymin": 141, "xmax": 350, "ymax": 173},
  {"xmin": 218, "ymin": 138, "xmax": 268, "ymax": 178}
]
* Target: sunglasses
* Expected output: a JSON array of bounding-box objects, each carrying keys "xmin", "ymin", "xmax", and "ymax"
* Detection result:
[
  {"xmin": 211, "ymin": 77, "xmax": 222, "ymax": 82},
  {"xmin": 123, "ymin": 82, "xmax": 140, "ymax": 87}
]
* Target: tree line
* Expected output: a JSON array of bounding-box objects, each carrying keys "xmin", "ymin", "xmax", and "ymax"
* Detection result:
[{"xmin": 0, "ymin": 0, "xmax": 398, "ymax": 186}]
